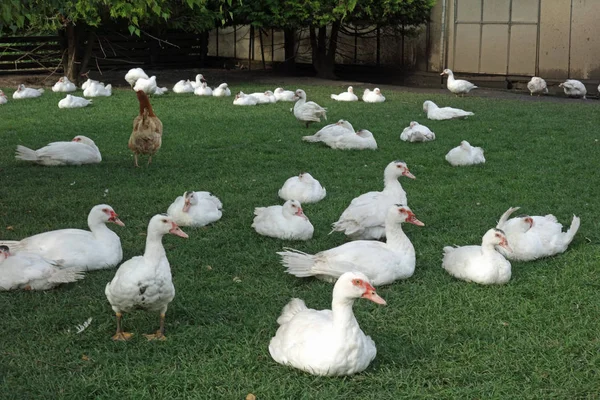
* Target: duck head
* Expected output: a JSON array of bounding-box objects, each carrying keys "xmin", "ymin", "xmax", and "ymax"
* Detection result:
[
  {"xmin": 89, "ymin": 205, "xmax": 125, "ymax": 227},
  {"xmin": 334, "ymin": 272, "xmax": 386, "ymax": 305},
  {"xmin": 182, "ymin": 191, "xmax": 198, "ymax": 213},
  {"xmin": 387, "ymin": 204, "xmax": 425, "ymax": 227},
  {"xmin": 440, "ymin": 68, "xmax": 452, "ymax": 76},
  {"xmin": 283, "ymin": 200, "xmax": 307, "ymax": 220},
  {"xmin": 148, "ymin": 214, "xmax": 188, "ymax": 238},
  {"xmin": 385, "ymin": 160, "xmax": 416, "ymax": 180},
  {"xmin": 483, "ymin": 228, "xmax": 512, "ymax": 252},
  {"xmin": 0, "ymin": 245, "xmax": 10, "ymax": 262}
]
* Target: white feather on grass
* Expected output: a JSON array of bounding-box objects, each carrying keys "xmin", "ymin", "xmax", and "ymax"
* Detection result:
[{"xmin": 68, "ymin": 317, "xmax": 92, "ymax": 334}]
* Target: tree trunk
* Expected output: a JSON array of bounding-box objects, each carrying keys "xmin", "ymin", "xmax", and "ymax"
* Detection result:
[
  {"xmin": 61, "ymin": 23, "xmax": 93, "ymax": 84},
  {"xmin": 64, "ymin": 23, "xmax": 78, "ymax": 82},
  {"xmin": 309, "ymin": 22, "xmax": 340, "ymax": 79},
  {"xmin": 283, "ymin": 28, "xmax": 296, "ymax": 73}
]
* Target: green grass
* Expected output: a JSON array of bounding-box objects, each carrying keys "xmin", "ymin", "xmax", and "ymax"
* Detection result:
[{"xmin": 1, "ymin": 83, "xmax": 599, "ymax": 399}]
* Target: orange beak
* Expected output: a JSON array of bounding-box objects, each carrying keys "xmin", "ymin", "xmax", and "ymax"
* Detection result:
[
  {"xmin": 108, "ymin": 211, "xmax": 125, "ymax": 226},
  {"xmin": 169, "ymin": 222, "xmax": 188, "ymax": 238},
  {"xmin": 182, "ymin": 199, "xmax": 191, "ymax": 213},
  {"xmin": 403, "ymin": 170, "xmax": 416, "ymax": 179},
  {"xmin": 406, "ymin": 211, "xmax": 425, "ymax": 227},
  {"xmin": 361, "ymin": 282, "xmax": 386, "ymax": 305}
]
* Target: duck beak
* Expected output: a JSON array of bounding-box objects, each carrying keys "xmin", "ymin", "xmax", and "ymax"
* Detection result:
[
  {"xmin": 169, "ymin": 222, "xmax": 188, "ymax": 238},
  {"xmin": 440, "ymin": 71, "xmax": 445, "ymax": 76},
  {"xmin": 109, "ymin": 212, "xmax": 125, "ymax": 226},
  {"xmin": 362, "ymin": 283, "xmax": 386, "ymax": 305},
  {"xmin": 295, "ymin": 208, "xmax": 307, "ymax": 219},
  {"xmin": 403, "ymin": 170, "xmax": 416, "ymax": 179},
  {"xmin": 499, "ymin": 238, "xmax": 512, "ymax": 252},
  {"xmin": 406, "ymin": 212, "xmax": 425, "ymax": 227},
  {"xmin": 182, "ymin": 199, "xmax": 191, "ymax": 213}
]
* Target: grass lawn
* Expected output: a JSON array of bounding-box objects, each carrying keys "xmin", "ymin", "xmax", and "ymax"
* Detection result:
[{"xmin": 1, "ymin": 82, "xmax": 599, "ymax": 399}]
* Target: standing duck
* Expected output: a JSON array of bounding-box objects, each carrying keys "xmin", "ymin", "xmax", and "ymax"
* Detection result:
[
  {"xmin": 105, "ymin": 214, "xmax": 188, "ymax": 341},
  {"xmin": 559, "ymin": 80, "xmax": 587, "ymax": 98},
  {"xmin": 423, "ymin": 100, "xmax": 473, "ymax": 120},
  {"xmin": 0, "ymin": 246, "xmax": 85, "ymax": 291},
  {"xmin": 400, "ymin": 121, "xmax": 435, "ymax": 142},
  {"xmin": 278, "ymin": 172, "xmax": 326, "ymax": 204},
  {"xmin": 269, "ymin": 271, "xmax": 386, "ymax": 376},
  {"xmin": 527, "ymin": 77, "xmax": 548, "ymax": 96},
  {"xmin": 15, "ymin": 135, "xmax": 101, "ymax": 166},
  {"xmin": 445, "ymin": 140, "xmax": 485, "ymax": 166},
  {"xmin": 442, "ymin": 228, "xmax": 512, "ymax": 285},
  {"xmin": 129, "ymin": 90, "xmax": 163, "ymax": 167},
  {"xmin": 495, "ymin": 207, "xmax": 580, "ymax": 261},
  {"xmin": 279, "ymin": 205, "xmax": 424, "ymax": 285},
  {"xmin": 167, "ymin": 191, "xmax": 223, "ymax": 227},
  {"xmin": 0, "ymin": 204, "xmax": 124, "ymax": 271},
  {"xmin": 330, "ymin": 86, "xmax": 358, "ymax": 101},
  {"xmin": 52, "ymin": 76, "xmax": 77, "ymax": 92},
  {"xmin": 252, "ymin": 200, "xmax": 314, "ymax": 240},
  {"xmin": 293, "ymin": 89, "xmax": 327, "ymax": 127},
  {"xmin": 362, "ymin": 88, "xmax": 385, "ymax": 103},
  {"xmin": 13, "ymin": 84, "xmax": 44, "ymax": 99},
  {"xmin": 441, "ymin": 69, "xmax": 477, "ymax": 96},
  {"xmin": 331, "ymin": 160, "xmax": 416, "ymax": 240}
]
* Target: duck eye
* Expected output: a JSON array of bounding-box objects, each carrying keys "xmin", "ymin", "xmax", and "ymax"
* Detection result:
[
  {"xmin": 162, "ymin": 219, "xmax": 168, "ymax": 223},
  {"xmin": 353, "ymin": 279, "xmax": 362, "ymax": 286},
  {"xmin": 102, "ymin": 208, "xmax": 108, "ymax": 212}
]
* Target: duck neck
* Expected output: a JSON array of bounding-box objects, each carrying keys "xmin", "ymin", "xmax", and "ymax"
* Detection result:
[
  {"xmin": 481, "ymin": 241, "xmax": 498, "ymax": 255},
  {"xmin": 382, "ymin": 175, "xmax": 403, "ymax": 195},
  {"xmin": 88, "ymin": 218, "xmax": 114, "ymax": 240},
  {"xmin": 386, "ymin": 222, "xmax": 413, "ymax": 252},
  {"xmin": 144, "ymin": 231, "xmax": 166, "ymax": 264},
  {"xmin": 447, "ymin": 72, "xmax": 455, "ymax": 83},
  {"xmin": 331, "ymin": 296, "xmax": 358, "ymax": 330},
  {"xmin": 294, "ymin": 96, "xmax": 306, "ymax": 109}
]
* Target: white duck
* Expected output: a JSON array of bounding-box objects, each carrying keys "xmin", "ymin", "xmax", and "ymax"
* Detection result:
[
  {"xmin": 252, "ymin": 200, "xmax": 314, "ymax": 241},
  {"xmin": 527, "ymin": 77, "xmax": 548, "ymax": 96},
  {"xmin": 445, "ymin": 140, "xmax": 485, "ymax": 166},
  {"xmin": 15, "ymin": 135, "xmax": 101, "ymax": 166},
  {"xmin": 280, "ymin": 205, "xmax": 424, "ymax": 285},
  {"xmin": 400, "ymin": 121, "xmax": 436, "ymax": 142},
  {"xmin": 83, "ymin": 81, "xmax": 112, "ymax": 97},
  {"xmin": 330, "ymin": 86, "xmax": 358, "ymax": 102},
  {"xmin": 194, "ymin": 82, "xmax": 213, "ymax": 96},
  {"xmin": 213, "ymin": 83, "xmax": 231, "ymax": 97},
  {"xmin": 331, "ymin": 161, "xmax": 416, "ymax": 240},
  {"xmin": 105, "ymin": 214, "xmax": 188, "ymax": 341},
  {"xmin": 154, "ymin": 86, "xmax": 168, "ymax": 95},
  {"xmin": 0, "ymin": 90, "xmax": 8, "ymax": 104},
  {"xmin": 0, "ymin": 204, "xmax": 124, "ymax": 271},
  {"xmin": 293, "ymin": 89, "xmax": 327, "ymax": 127},
  {"xmin": 13, "ymin": 84, "xmax": 44, "ymax": 99},
  {"xmin": 278, "ymin": 172, "xmax": 326, "ymax": 204},
  {"xmin": 233, "ymin": 91, "xmax": 258, "ymax": 106},
  {"xmin": 58, "ymin": 94, "xmax": 92, "ymax": 109},
  {"xmin": 362, "ymin": 88, "xmax": 385, "ymax": 103},
  {"xmin": 250, "ymin": 90, "xmax": 276, "ymax": 104},
  {"xmin": 125, "ymin": 68, "xmax": 149, "ymax": 87},
  {"xmin": 559, "ymin": 79, "xmax": 587, "ymax": 98},
  {"xmin": 274, "ymin": 87, "xmax": 296, "ymax": 102},
  {"xmin": 0, "ymin": 246, "xmax": 85, "ymax": 291},
  {"xmin": 442, "ymin": 228, "xmax": 512, "ymax": 285},
  {"xmin": 51, "ymin": 76, "xmax": 77, "ymax": 92},
  {"xmin": 495, "ymin": 207, "xmax": 580, "ymax": 261},
  {"xmin": 190, "ymin": 74, "xmax": 206, "ymax": 89},
  {"xmin": 326, "ymin": 129, "xmax": 378, "ymax": 150},
  {"xmin": 133, "ymin": 75, "xmax": 158, "ymax": 94},
  {"xmin": 302, "ymin": 120, "xmax": 354, "ymax": 144},
  {"xmin": 269, "ymin": 271, "xmax": 386, "ymax": 376},
  {"xmin": 167, "ymin": 191, "xmax": 223, "ymax": 227},
  {"xmin": 81, "ymin": 78, "xmax": 100, "ymax": 91},
  {"xmin": 173, "ymin": 80, "xmax": 195, "ymax": 93},
  {"xmin": 441, "ymin": 69, "xmax": 477, "ymax": 96},
  {"xmin": 423, "ymin": 100, "xmax": 473, "ymax": 120}
]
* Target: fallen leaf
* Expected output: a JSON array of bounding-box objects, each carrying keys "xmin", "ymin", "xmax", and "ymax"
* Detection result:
[
  {"xmin": 206, "ymin": 265, "xmax": 212, "ymax": 271},
  {"xmin": 81, "ymin": 354, "xmax": 90, "ymax": 361},
  {"xmin": 246, "ymin": 394, "xmax": 256, "ymax": 400},
  {"xmin": 6, "ymin": 226, "xmax": 14, "ymax": 231},
  {"xmin": 233, "ymin": 276, "xmax": 242, "ymax": 283}
]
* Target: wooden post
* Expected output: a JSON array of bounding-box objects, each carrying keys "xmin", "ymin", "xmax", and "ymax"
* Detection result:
[
  {"xmin": 248, "ymin": 25, "xmax": 254, "ymax": 71},
  {"xmin": 376, "ymin": 26, "xmax": 380, "ymax": 67},
  {"xmin": 259, "ymin": 28, "xmax": 266, "ymax": 70}
]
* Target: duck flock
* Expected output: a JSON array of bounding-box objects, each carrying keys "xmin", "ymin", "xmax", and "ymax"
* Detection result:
[{"xmin": 0, "ymin": 67, "xmax": 584, "ymax": 377}]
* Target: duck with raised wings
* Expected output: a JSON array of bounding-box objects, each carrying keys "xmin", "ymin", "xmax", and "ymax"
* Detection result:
[
  {"xmin": 252, "ymin": 200, "xmax": 314, "ymax": 240},
  {"xmin": 105, "ymin": 214, "xmax": 188, "ymax": 341},
  {"xmin": 278, "ymin": 172, "xmax": 326, "ymax": 204},
  {"xmin": 527, "ymin": 77, "xmax": 548, "ymax": 96},
  {"xmin": 400, "ymin": 121, "xmax": 435, "ymax": 142},
  {"xmin": 362, "ymin": 88, "xmax": 385, "ymax": 103},
  {"xmin": 495, "ymin": 207, "xmax": 580, "ymax": 261},
  {"xmin": 445, "ymin": 140, "xmax": 485, "ymax": 166},
  {"xmin": 279, "ymin": 205, "xmax": 423, "ymax": 286},
  {"xmin": 52, "ymin": 76, "xmax": 77, "ymax": 92},
  {"xmin": 13, "ymin": 84, "xmax": 44, "ymax": 99},
  {"xmin": 129, "ymin": 90, "xmax": 163, "ymax": 167},
  {"xmin": 167, "ymin": 191, "xmax": 223, "ymax": 227},
  {"xmin": 15, "ymin": 135, "xmax": 101, "ymax": 166},
  {"xmin": 293, "ymin": 89, "xmax": 327, "ymax": 127},
  {"xmin": 0, "ymin": 204, "xmax": 124, "ymax": 271},
  {"xmin": 331, "ymin": 161, "xmax": 415, "ymax": 240},
  {"xmin": 442, "ymin": 228, "xmax": 512, "ymax": 285},
  {"xmin": 441, "ymin": 69, "xmax": 477, "ymax": 96},
  {"xmin": 559, "ymin": 79, "xmax": 587, "ymax": 98},
  {"xmin": 423, "ymin": 100, "xmax": 473, "ymax": 120},
  {"xmin": 269, "ymin": 272, "xmax": 386, "ymax": 376},
  {"xmin": 58, "ymin": 94, "xmax": 92, "ymax": 109},
  {"xmin": 330, "ymin": 86, "xmax": 358, "ymax": 101},
  {"xmin": 0, "ymin": 245, "xmax": 85, "ymax": 291}
]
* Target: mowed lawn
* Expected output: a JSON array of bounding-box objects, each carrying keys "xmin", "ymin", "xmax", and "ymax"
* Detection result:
[{"xmin": 1, "ymin": 82, "xmax": 599, "ymax": 399}]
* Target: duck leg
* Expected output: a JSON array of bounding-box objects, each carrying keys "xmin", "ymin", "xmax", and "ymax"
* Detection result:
[
  {"xmin": 111, "ymin": 312, "xmax": 133, "ymax": 341},
  {"xmin": 133, "ymin": 154, "xmax": 139, "ymax": 168},
  {"xmin": 144, "ymin": 313, "xmax": 167, "ymax": 341},
  {"xmin": 147, "ymin": 155, "xmax": 153, "ymax": 166}
]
